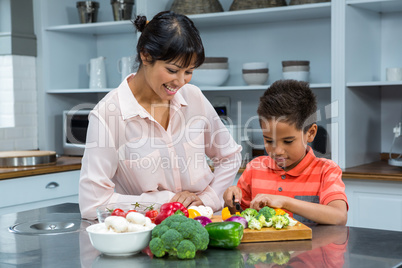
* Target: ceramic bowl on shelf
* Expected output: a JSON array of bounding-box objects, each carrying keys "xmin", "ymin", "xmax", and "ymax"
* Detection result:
[
  {"xmin": 282, "ymin": 71, "xmax": 309, "ymax": 82},
  {"xmin": 191, "ymin": 69, "xmax": 229, "ymax": 86},
  {"xmin": 282, "ymin": 60, "xmax": 310, "ymax": 67},
  {"xmin": 283, "ymin": 65, "xmax": 310, "ymax": 72},
  {"xmin": 86, "ymin": 223, "xmax": 152, "ymax": 256},
  {"xmin": 242, "ymin": 62, "xmax": 269, "ymax": 85},
  {"xmin": 96, "ymin": 202, "xmax": 161, "ymax": 223}
]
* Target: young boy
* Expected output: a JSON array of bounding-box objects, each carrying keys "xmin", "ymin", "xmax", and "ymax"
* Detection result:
[{"xmin": 223, "ymin": 80, "xmax": 348, "ymax": 225}]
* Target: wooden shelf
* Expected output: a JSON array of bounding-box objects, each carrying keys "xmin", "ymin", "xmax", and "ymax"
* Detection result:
[
  {"xmin": 347, "ymin": 0, "xmax": 402, "ymax": 13},
  {"xmin": 45, "ymin": 3, "xmax": 331, "ymax": 35}
]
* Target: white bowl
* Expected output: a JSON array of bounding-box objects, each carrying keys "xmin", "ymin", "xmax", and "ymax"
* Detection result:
[
  {"xmin": 191, "ymin": 69, "xmax": 229, "ymax": 86},
  {"xmin": 282, "ymin": 71, "xmax": 309, "ymax": 82},
  {"xmin": 86, "ymin": 223, "xmax": 152, "ymax": 256},
  {"xmin": 96, "ymin": 202, "xmax": 161, "ymax": 223},
  {"xmin": 283, "ymin": 65, "xmax": 310, "ymax": 72},
  {"xmin": 242, "ymin": 72, "xmax": 269, "ymax": 85},
  {"xmin": 198, "ymin": 62, "xmax": 228, "ymax": 69},
  {"xmin": 243, "ymin": 62, "xmax": 268, "ymax": 70}
]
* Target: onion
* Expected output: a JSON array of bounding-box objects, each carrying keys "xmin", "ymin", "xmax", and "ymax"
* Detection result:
[
  {"xmin": 224, "ymin": 216, "xmax": 248, "ymax": 229},
  {"xmin": 193, "ymin": 216, "xmax": 212, "ymax": 227}
]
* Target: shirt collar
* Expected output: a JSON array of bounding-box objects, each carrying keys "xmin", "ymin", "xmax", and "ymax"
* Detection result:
[{"xmin": 118, "ymin": 74, "xmax": 188, "ymax": 121}]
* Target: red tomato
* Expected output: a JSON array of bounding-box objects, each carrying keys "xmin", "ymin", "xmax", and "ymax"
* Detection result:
[
  {"xmin": 146, "ymin": 210, "xmax": 159, "ymax": 223},
  {"xmin": 111, "ymin": 208, "xmax": 126, "ymax": 217}
]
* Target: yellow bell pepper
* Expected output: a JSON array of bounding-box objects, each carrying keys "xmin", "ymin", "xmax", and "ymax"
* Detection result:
[
  {"xmin": 275, "ymin": 208, "xmax": 286, "ymax": 215},
  {"xmin": 188, "ymin": 208, "xmax": 201, "ymax": 219},
  {"xmin": 221, "ymin": 207, "xmax": 232, "ymax": 220}
]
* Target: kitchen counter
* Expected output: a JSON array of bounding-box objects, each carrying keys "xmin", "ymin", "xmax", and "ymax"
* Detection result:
[
  {"xmin": 0, "ymin": 156, "xmax": 82, "ymax": 180},
  {"xmin": 1, "ymin": 203, "xmax": 401, "ymax": 268},
  {"xmin": 342, "ymin": 160, "xmax": 402, "ymax": 182}
]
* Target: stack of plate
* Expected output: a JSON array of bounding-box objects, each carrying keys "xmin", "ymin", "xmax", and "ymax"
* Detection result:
[
  {"xmin": 282, "ymin": 60, "xmax": 310, "ymax": 82},
  {"xmin": 192, "ymin": 57, "xmax": 229, "ymax": 86}
]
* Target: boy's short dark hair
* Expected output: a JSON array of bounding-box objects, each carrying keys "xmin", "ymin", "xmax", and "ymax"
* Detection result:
[{"xmin": 257, "ymin": 79, "xmax": 317, "ymax": 133}]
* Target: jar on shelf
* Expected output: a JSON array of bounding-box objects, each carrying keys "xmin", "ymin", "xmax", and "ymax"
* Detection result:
[
  {"xmin": 229, "ymin": 0, "xmax": 287, "ymax": 11},
  {"xmin": 170, "ymin": 0, "xmax": 223, "ymax": 15}
]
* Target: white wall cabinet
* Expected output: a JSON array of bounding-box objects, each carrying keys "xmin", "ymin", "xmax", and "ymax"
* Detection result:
[
  {"xmin": 34, "ymin": 1, "xmax": 402, "ymax": 168},
  {"xmin": 0, "ymin": 170, "xmax": 80, "ymax": 215}
]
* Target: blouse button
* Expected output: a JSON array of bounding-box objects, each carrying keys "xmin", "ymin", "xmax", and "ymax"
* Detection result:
[
  {"xmin": 281, "ymin": 175, "xmax": 286, "ymax": 180},
  {"xmin": 278, "ymin": 187, "xmax": 282, "ymax": 192}
]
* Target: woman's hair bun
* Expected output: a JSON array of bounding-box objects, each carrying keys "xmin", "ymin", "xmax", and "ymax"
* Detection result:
[{"xmin": 134, "ymin": 15, "xmax": 148, "ymax": 32}]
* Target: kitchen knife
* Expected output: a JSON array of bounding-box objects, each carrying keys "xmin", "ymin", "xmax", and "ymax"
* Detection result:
[{"xmin": 232, "ymin": 195, "xmax": 243, "ymax": 213}]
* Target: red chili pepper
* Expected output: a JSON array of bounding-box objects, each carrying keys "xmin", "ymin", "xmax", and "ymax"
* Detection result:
[{"xmin": 154, "ymin": 202, "xmax": 189, "ymax": 225}]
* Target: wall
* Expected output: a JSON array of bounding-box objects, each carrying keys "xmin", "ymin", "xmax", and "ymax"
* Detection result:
[{"xmin": 0, "ymin": 55, "xmax": 38, "ymax": 151}]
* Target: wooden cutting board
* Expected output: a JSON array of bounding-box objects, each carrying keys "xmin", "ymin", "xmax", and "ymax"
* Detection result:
[{"xmin": 211, "ymin": 215, "xmax": 312, "ymax": 243}]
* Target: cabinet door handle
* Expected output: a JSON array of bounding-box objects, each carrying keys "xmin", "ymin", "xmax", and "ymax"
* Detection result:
[{"xmin": 45, "ymin": 182, "xmax": 59, "ymax": 189}]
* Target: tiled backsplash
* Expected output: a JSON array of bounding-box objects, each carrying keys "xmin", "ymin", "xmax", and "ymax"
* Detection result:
[{"xmin": 0, "ymin": 55, "xmax": 38, "ymax": 151}]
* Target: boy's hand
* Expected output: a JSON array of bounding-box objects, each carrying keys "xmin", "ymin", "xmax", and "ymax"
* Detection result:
[
  {"xmin": 250, "ymin": 193, "xmax": 287, "ymax": 210},
  {"xmin": 223, "ymin": 186, "xmax": 242, "ymax": 213}
]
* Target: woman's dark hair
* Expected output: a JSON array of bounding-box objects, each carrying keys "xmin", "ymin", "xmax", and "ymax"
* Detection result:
[
  {"xmin": 133, "ymin": 11, "xmax": 205, "ymax": 68},
  {"xmin": 257, "ymin": 80, "xmax": 317, "ymax": 133}
]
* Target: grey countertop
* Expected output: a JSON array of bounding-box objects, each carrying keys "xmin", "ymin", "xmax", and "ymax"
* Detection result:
[{"xmin": 0, "ymin": 203, "xmax": 401, "ymax": 268}]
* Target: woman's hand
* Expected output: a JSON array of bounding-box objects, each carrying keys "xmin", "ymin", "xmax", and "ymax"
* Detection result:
[
  {"xmin": 223, "ymin": 186, "xmax": 242, "ymax": 214},
  {"xmin": 170, "ymin": 191, "xmax": 203, "ymax": 208}
]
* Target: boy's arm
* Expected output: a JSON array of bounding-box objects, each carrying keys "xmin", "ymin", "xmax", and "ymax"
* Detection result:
[{"xmin": 250, "ymin": 194, "xmax": 348, "ymax": 225}]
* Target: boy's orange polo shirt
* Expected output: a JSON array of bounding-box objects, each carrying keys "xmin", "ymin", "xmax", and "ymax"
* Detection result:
[{"xmin": 238, "ymin": 147, "xmax": 348, "ymax": 220}]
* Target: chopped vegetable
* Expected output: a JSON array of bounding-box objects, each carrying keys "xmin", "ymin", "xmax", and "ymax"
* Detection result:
[
  {"xmin": 274, "ymin": 208, "xmax": 286, "ymax": 215},
  {"xmin": 193, "ymin": 216, "xmax": 212, "ymax": 227},
  {"xmin": 221, "ymin": 207, "xmax": 232, "ymax": 220},
  {"xmin": 224, "ymin": 216, "xmax": 248, "ymax": 229},
  {"xmin": 205, "ymin": 221, "xmax": 244, "ymax": 249},
  {"xmin": 149, "ymin": 215, "xmax": 209, "ymax": 259},
  {"xmin": 258, "ymin": 206, "xmax": 276, "ymax": 221},
  {"xmin": 154, "ymin": 202, "xmax": 189, "ymax": 225},
  {"xmin": 240, "ymin": 208, "xmax": 258, "ymax": 222},
  {"xmin": 271, "ymin": 215, "xmax": 289, "ymax": 230},
  {"xmin": 188, "ymin": 209, "xmax": 201, "ymax": 219},
  {"xmin": 248, "ymin": 217, "xmax": 263, "ymax": 230}
]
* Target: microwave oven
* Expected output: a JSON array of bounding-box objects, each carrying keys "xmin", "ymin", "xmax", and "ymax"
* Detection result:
[{"xmin": 63, "ymin": 110, "xmax": 90, "ymax": 156}]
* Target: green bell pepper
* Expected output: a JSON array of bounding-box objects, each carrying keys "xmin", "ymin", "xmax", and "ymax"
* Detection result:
[{"xmin": 205, "ymin": 221, "xmax": 244, "ymax": 249}]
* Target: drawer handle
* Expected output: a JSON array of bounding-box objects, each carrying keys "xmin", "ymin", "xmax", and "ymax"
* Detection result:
[{"xmin": 45, "ymin": 182, "xmax": 59, "ymax": 189}]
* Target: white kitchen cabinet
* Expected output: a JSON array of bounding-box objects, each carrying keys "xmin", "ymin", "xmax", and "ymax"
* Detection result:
[
  {"xmin": 344, "ymin": 178, "xmax": 402, "ymax": 231},
  {"xmin": 0, "ymin": 170, "xmax": 80, "ymax": 215},
  {"xmin": 34, "ymin": 0, "xmax": 402, "ymax": 169}
]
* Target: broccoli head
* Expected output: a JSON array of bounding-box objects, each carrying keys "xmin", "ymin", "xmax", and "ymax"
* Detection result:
[
  {"xmin": 248, "ymin": 217, "xmax": 263, "ymax": 230},
  {"xmin": 271, "ymin": 215, "xmax": 289, "ymax": 230},
  {"xmin": 257, "ymin": 206, "xmax": 276, "ymax": 221},
  {"xmin": 149, "ymin": 214, "xmax": 209, "ymax": 259},
  {"xmin": 240, "ymin": 208, "xmax": 258, "ymax": 222}
]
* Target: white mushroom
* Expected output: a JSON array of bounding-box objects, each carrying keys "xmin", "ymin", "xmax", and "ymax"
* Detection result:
[
  {"xmin": 127, "ymin": 223, "xmax": 146, "ymax": 232},
  {"xmin": 104, "ymin": 216, "xmax": 129, "ymax": 233},
  {"xmin": 126, "ymin": 212, "xmax": 146, "ymax": 225}
]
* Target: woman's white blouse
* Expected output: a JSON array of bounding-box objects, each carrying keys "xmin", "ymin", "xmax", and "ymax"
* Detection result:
[{"xmin": 79, "ymin": 75, "xmax": 242, "ymax": 219}]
